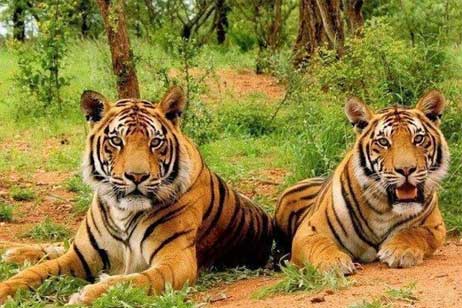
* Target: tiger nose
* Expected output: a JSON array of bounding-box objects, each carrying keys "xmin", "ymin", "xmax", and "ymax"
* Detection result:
[
  {"xmin": 124, "ymin": 172, "xmax": 150, "ymax": 184},
  {"xmin": 395, "ymin": 167, "xmax": 417, "ymax": 177}
]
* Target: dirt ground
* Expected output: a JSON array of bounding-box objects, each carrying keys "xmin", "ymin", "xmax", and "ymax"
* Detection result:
[{"xmin": 0, "ymin": 70, "xmax": 461, "ymax": 307}]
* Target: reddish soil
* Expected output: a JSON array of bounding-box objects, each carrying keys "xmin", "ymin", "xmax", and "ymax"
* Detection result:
[
  {"xmin": 202, "ymin": 239, "xmax": 462, "ymax": 307},
  {"xmin": 0, "ymin": 70, "xmax": 461, "ymax": 306}
]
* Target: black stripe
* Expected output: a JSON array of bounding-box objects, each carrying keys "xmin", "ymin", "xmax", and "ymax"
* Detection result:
[
  {"xmin": 325, "ymin": 208, "xmax": 354, "ymax": 256},
  {"xmin": 148, "ymin": 229, "xmax": 194, "ymax": 264},
  {"xmin": 86, "ymin": 222, "xmax": 110, "ymax": 271},
  {"xmin": 74, "ymin": 244, "xmax": 94, "ymax": 282},
  {"xmin": 199, "ymin": 174, "xmax": 227, "ymax": 238}
]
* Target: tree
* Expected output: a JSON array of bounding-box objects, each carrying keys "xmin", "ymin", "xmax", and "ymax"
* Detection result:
[
  {"xmin": 12, "ymin": 2, "xmax": 26, "ymax": 41},
  {"xmin": 293, "ymin": 0, "xmax": 325, "ymax": 66},
  {"xmin": 345, "ymin": 0, "xmax": 363, "ymax": 35},
  {"xmin": 95, "ymin": 0, "xmax": 140, "ymax": 99},
  {"xmin": 316, "ymin": 0, "xmax": 344, "ymax": 57},
  {"xmin": 215, "ymin": 0, "xmax": 229, "ymax": 44}
]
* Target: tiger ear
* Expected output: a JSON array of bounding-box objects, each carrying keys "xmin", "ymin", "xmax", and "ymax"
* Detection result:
[
  {"xmin": 158, "ymin": 86, "xmax": 186, "ymax": 125},
  {"xmin": 416, "ymin": 90, "xmax": 445, "ymax": 126},
  {"xmin": 345, "ymin": 96, "xmax": 374, "ymax": 133},
  {"xmin": 80, "ymin": 90, "xmax": 111, "ymax": 125}
]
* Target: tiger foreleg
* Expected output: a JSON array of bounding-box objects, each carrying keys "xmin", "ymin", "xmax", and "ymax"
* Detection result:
[
  {"xmin": 378, "ymin": 207, "xmax": 446, "ymax": 268},
  {"xmin": 291, "ymin": 230, "xmax": 356, "ymax": 275},
  {"xmin": 0, "ymin": 246, "xmax": 95, "ymax": 303},
  {"xmin": 68, "ymin": 249, "xmax": 198, "ymax": 305}
]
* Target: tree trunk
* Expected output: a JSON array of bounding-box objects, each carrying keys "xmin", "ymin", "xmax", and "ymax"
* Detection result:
[
  {"xmin": 267, "ymin": 0, "xmax": 282, "ymax": 50},
  {"xmin": 215, "ymin": 0, "xmax": 229, "ymax": 44},
  {"xmin": 316, "ymin": 0, "xmax": 345, "ymax": 57},
  {"xmin": 79, "ymin": 0, "xmax": 91, "ymax": 37},
  {"xmin": 96, "ymin": 0, "xmax": 140, "ymax": 99},
  {"xmin": 293, "ymin": 0, "xmax": 325, "ymax": 66},
  {"xmin": 345, "ymin": 0, "xmax": 363, "ymax": 35},
  {"xmin": 12, "ymin": 5, "xmax": 26, "ymax": 41}
]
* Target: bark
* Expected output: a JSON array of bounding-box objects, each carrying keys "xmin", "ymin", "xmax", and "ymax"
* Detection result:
[
  {"xmin": 293, "ymin": 0, "xmax": 325, "ymax": 66},
  {"xmin": 79, "ymin": 0, "xmax": 91, "ymax": 37},
  {"xmin": 12, "ymin": 5, "xmax": 26, "ymax": 41},
  {"xmin": 267, "ymin": 0, "xmax": 282, "ymax": 50},
  {"xmin": 345, "ymin": 0, "xmax": 363, "ymax": 35},
  {"xmin": 316, "ymin": 0, "xmax": 345, "ymax": 57},
  {"xmin": 215, "ymin": 0, "xmax": 229, "ymax": 44},
  {"xmin": 96, "ymin": 0, "xmax": 140, "ymax": 99}
]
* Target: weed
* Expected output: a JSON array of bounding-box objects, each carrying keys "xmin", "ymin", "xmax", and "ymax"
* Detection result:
[
  {"xmin": 92, "ymin": 283, "xmax": 196, "ymax": 308},
  {"xmin": 10, "ymin": 186, "xmax": 35, "ymax": 202},
  {"xmin": 253, "ymin": 262, "xmax": 351, "ymax": 299},
  {"xmin": 0, "ymin": 202, "xmax": 14, "ymax": 221},
  {"xmin": 196, "ymin": 266, "xmax": 273, "ymax": 291},
  {"xmin": 22, "ymin": 218, "xmax": 71, "ymax": 241},
  {"xmin": 349, "ymin": 283, "xmax": 417, "ymax": 308},
  {"xmin": 65, "ymin": 175, "xmax": 92, "ymax": 213}
]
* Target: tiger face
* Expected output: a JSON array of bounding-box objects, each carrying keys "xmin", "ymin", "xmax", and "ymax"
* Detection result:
[
  {"xmin": 80, "ymin": 87, "xmax": 193, "ymax": 211},
  {"xmin": 345, "ymin": 90, "xmax": 449, "ymax": 216}
]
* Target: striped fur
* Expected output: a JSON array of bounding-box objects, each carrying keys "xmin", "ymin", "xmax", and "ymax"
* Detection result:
[
  {"xmin": 275, "ymin": 90, "xmax": 449, "ymax": 274},
  {"xmin": 0, "ymin": 87, "xmax": 273, "ymax": 304}
]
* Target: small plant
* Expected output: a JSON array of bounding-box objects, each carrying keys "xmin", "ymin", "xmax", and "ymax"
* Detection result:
[
  {"xmin": 92, "ymin": 283, "xmax": 195, "ymax": 308},
  {"xmin": 0, "ymin": 202, "xmax": 14, "ymax": 221},
  {"xmin": 10, "ymin": 186, "xmax": 36, "ymax": 202},
  {"xmin": 65, "ymin": 175, "xmax": 92, "ymax": 213},
  {"xmin": 4, "ymin": 275, "xmax": 87, "ymax": 306},
  {"xmin": 253, "ymin": 262, "xmax": 351, "ymax": 299},
  {"xmin": 349, "ymin": 283, "xmax": 417, "ymax": 308},
  {"xmin": 22, "ymin": 218, "xmax": 71, "ymax": 241},
  {"xmin": 196, "ymin": 266, "xmax": 274, "ymax": 291},
  {"xmin": 385, "ymin": 282, "xmax": 417, "ymax": 303},
  {"xmin": 0, "ymin": 262, "xmax": 21, "ymax": 281}
]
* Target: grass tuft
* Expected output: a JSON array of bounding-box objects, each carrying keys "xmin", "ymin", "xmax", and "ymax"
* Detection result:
[
  {"xmin": 0, "ymin": 201, "xmax": 14, "ymax": 221},
  {"xmin": 10, "ymin": 186, "xmax": 36, "ymax": 202},
  {"xmin": 196, "ymin": 266, "xmax": 273, "ymax": 291},
  {"xmin": 22, "ymin": 218, "xmax": 71, "ymax": 241},
  {"xmin": 65, "ymin": 175, "xmax": 92, "ymax": 213},
  {"xmin": 349, "ymin": 282, "xmax": 417, "ymax": 308},
  {"xmin": 92, "ymin": 283, "xmax": 196, "ymax": 308},
  {"xmin": 253, "ymin": 262, "xmax": 351, "ymax": 299}
]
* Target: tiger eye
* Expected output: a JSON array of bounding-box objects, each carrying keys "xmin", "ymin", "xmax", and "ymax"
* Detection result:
[
  {"xmin": 377, "ymin": 138, "xmax": 390, "ymax": 147},
  {"xmin": 109, "ymin": 136, "xmax": 123, "ymax": 147},
  {"xmin": 150, "ymin": 137, "xmax": 163, "ymax": 149},
  {"xmin": 414, "ymin": 134, "xmax": 425, "ymax": 144}
]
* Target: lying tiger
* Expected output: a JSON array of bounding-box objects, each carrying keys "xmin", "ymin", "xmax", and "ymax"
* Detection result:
[
  {"xmin": 0, "ymin": 87, "xmax": 273, "ymax": 304},
  {"xmin": 275, "ymin": 90, "xmax": 449, "ymax": 274}
]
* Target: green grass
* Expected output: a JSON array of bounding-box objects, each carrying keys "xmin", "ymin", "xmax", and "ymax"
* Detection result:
[
  {"xmin": 349, "ymin": 283, "xmax": 417, "ymax": 308},
  {"xmin": 253, "ymin": 262, "xmax": 352, "ymax": 299},
  {"xmin": 0, "ymin": 201, "xmax": 14, "ymax": 221},
  {"xmin": 65, "ymin": 175, "xmax": 92, "ymax": 213},
  {"xmin": 196, "ymin": 266, "xmax": 274, "ymax": 291},
  {"xmin": 10, "ymin": 186, "xmax": 36, "ymax": 202},
  {"xmin": 22, "ymin": 218, "xmax": 71, "ymax": 241}
]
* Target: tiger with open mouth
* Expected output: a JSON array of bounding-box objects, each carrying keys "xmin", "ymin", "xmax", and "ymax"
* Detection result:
[{"xmin": 275, "ymin": 90, "xmax": 449, "ymax": 274}]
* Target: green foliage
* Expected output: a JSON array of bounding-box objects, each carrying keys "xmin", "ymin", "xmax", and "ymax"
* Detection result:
[
  {"xmin": 349, "ymin": 283, "xmax": 417, "ymax": 308},
  {"xmin": 92, "ymin": 283, "xmax": 196, "ymax": 308},
  {"xmin": 66, "ymin": 175, "xmax": 92, "ymax": 213},
  {"xmin": 10, "ymin": 186, "xmax": 36, "ymax": 201},
  {"xmin": 0, "ymin": 262, "xmax": 21, "ymax": 281},
  {"xmin": 196, "ymin": 266, "xmax": 273, "ymax": 291},
  {"xmin": 385, "ymin": 282, "xmax": 417, "ymax": 303},
  {"xmin": 4, "ymin": 275, "xmax": 87, "ymax": 307},
  {"xmin": 22, "ymin": 218, "xmax": 71, "ymax": 241},
  {"xmin": 0, "ymin": 201, "xmax": 14, "ymax": 221},
  {"xmin": 13, "ymin": 0, "xmax": 77, "ymax": 116},
  {"xmin": 253, "ymin": 262, "xmax": 351, "ymax": 299}
]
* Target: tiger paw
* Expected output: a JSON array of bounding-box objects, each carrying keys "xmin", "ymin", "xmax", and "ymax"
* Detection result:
[
  {"xmin": 313, "ymin": 251, "xmax": 356, "ymax": 275},
  {"xmin": 2, "ymin": 244, "xmax": 65, "ymax": 264},
  {"xmin": 67, "ymin": 275, "xmax": 125, "ymax": 305},
  {"xmin": 378, "ymin": 243, "xmax": 424, "ymax": 268},
  {"xmin": 0, "ymin": 283, "xmax": 15, "ymax": 304}
]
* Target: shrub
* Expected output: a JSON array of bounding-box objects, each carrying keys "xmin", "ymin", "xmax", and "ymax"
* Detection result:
[
  {"xmin": 0, "ymin": 202, "xmax": 14, "ymax": 221},
  {"xmin": 10, "ymin": 186, "xmax": 35, "ymax": 202}
]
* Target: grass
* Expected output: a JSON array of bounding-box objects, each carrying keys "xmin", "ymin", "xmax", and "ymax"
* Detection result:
[
  {"xmin": 196, "ymin": 266, "xmax": 274, "ymax": 291},
  {"xmin": 65, "ymin": 175, "xmax": 92, "ymax": 213},
  {"xmin": 21, "ymin": 218, "xmax": 71, "ymax": 241},
  {"xmin": 349, "ymin": 283, "xmax": 417, "ymax": 308},
  {"xmin": 10, "ymin": 186, "xmax": 36, "ymax": 202},
  {"xmin": 253, "ymin": 262, "xmax": 352, "ymax": 299},
  {"xmin": 0, "ymin": 201, "xmax": 14, "ymax": 221}
]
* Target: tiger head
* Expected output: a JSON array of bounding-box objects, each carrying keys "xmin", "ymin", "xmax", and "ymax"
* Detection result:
[
  {"xmin": 345, "ymin": 90, "xmax": 450, "ymax": 216},
  {"xmin": 80, "ymin": 87, "xmax": 200, "ymax": 211}
]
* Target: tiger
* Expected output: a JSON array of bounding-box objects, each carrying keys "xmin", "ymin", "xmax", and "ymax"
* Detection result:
[
  {"xmin": 0, "ymin": 86, "xmax": 273, "ymax": 304},
  {"xmin": 274, "ymin": 90, "xmax": 449, "ymax": 274}
]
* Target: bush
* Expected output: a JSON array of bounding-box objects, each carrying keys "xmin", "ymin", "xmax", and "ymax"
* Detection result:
[{"xmin": 0, "ymin": 202, "xmax": 14, "ymax": 221}]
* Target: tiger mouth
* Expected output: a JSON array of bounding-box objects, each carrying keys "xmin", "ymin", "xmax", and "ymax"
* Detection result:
[{"xmin": 389, "ymin": 183, "xmax": 424, "ymax": 204}]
